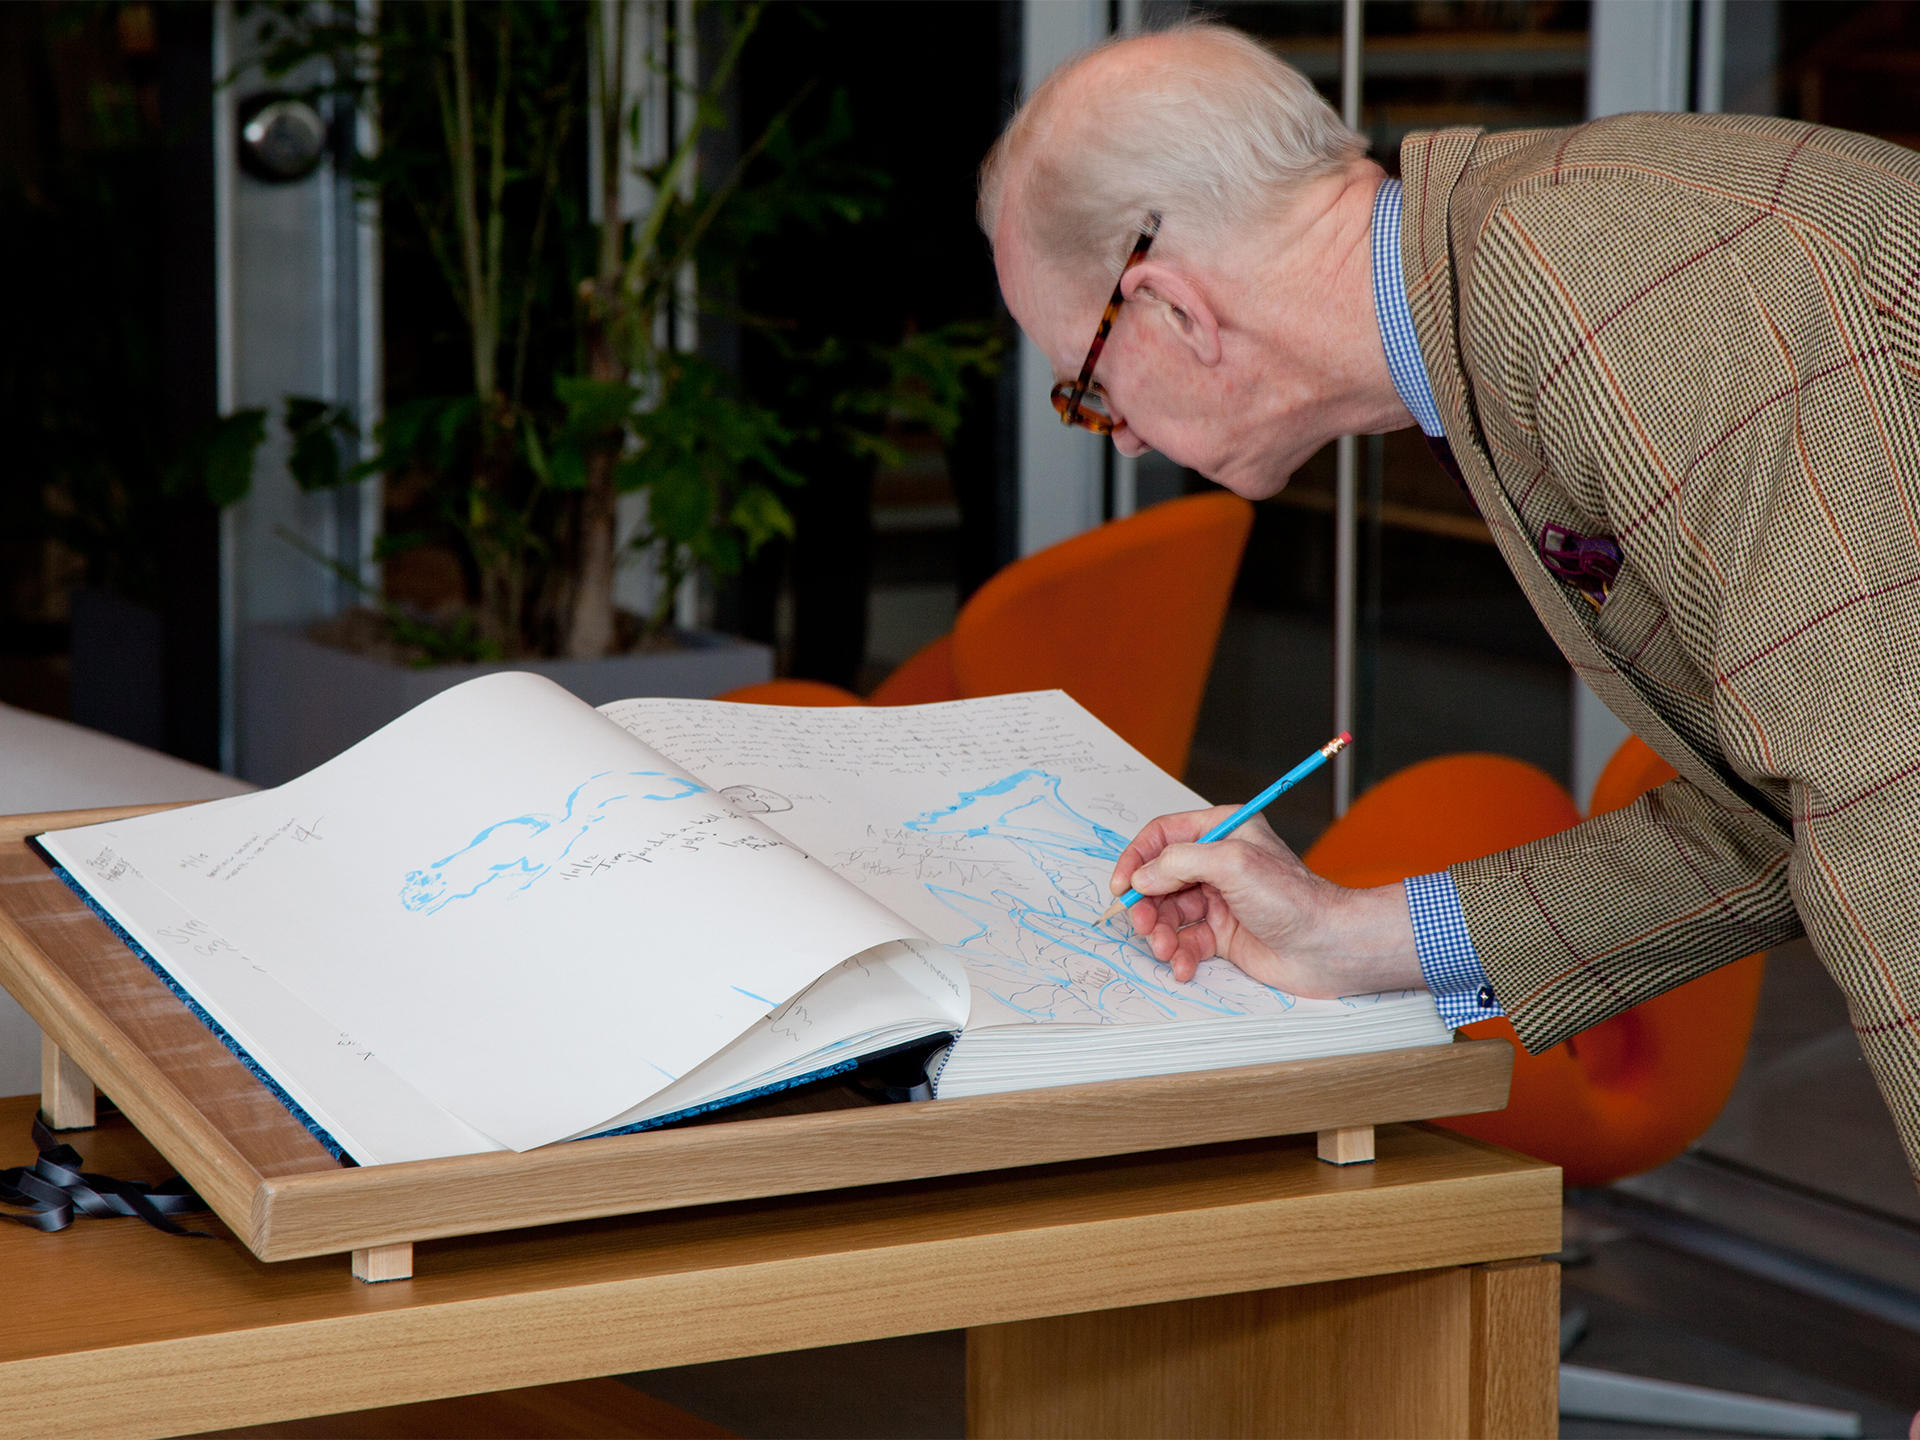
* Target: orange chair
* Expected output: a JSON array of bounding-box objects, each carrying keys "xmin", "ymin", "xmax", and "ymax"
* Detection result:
[
  {"xmin": 716, "ymin": 678, "xmax": 862, "ymax": 708},
  {"xmin": 721, "ymin": 492, "xmax": 1255, "ymax": 777},
  {"xmin": 1301, "ymin": 736, "xmax": 1767, "ymax": 1187},
  {"xmin": 1298, "ymin": 753, "xmax": 1581, "ymax": 893}
]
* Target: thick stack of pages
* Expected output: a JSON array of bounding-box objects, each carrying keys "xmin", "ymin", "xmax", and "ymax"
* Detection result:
[
  {"xmin": 38, "ymin": 676, "xmax": 1448, "ymax": 1165},
  {"xmin": 929, "ymin": 992, "xmax": 1450, "ymax": 1100}
]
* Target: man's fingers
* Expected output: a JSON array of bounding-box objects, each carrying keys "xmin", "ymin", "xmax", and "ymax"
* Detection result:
[
  {"xmin": 1133, "ymin": 891, "xmax": 1191, "ymax": 942},
  {"xmin": 1168, "ymin": 885, "xmax": 1211, "ymax": 927},
  {"xmin": 1169, "ymin": 919, "xmax": 1217, "ymax": 981},
  {"xmin": 1109, "ymin": 807, "xmax": 1242, "ymax": 895},
  {"xmin": 1110, "ymin": 815, "xmax": 1181, "ymax": 894},
  {"xmin": 1118, "ymin": 892, "xmax": 1155, "ymax": 936},
  {"xmin": 1131, "ymin": 895, "xmax": 1219, "ymax": 981},
  {"xmin": 1144, "ymin": 913, "xmax": 1178, "ymax": 962}
]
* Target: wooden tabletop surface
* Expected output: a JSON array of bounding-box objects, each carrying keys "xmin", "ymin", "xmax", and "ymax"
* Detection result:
[{"xmin": 0, "ymin": 1094, "xmax": 1558, "ymax": 1437}]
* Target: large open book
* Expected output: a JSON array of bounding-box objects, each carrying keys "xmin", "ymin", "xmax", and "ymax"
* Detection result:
[{"xmin": 36, "ymin": 675, "xmax": 1447, "ymax": 1165}]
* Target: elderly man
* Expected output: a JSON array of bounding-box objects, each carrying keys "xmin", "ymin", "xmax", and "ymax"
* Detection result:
[{"xmin": 982, "ymin": 23, "xmax": 1920, "ymax": 1183}]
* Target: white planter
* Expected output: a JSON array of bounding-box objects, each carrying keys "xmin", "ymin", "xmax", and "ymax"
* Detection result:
[{"xmin": 238, "ymin": 622, "xmax": 773, "ymax": 786}]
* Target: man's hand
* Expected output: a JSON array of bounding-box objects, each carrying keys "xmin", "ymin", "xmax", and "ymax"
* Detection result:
[{"xmin": 1111, "ymin": 806, "xmax": 1425, "ymax": 997}]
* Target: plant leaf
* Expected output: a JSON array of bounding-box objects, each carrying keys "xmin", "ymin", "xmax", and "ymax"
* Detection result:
[
  {"xmin": 555, "ymin": 373, "xmax": 639, "ymax": 435},
  {"xmin": 549, "ymin": 438, "xmax": 588, "ymax": 491},
  {"xmin": 730, "ymin": 484, "xmax": 794, "ymax": 553},
  {"xmin": 647, "ymin": 466, "xmax": 714, "ymax": 546},
  {"xmin": 285, "ymin": 396, "xmax": 359, "ymax": 491},
  {"xmin": 202, "ymin": 409, "xmax": 270, "ymax": 508}
]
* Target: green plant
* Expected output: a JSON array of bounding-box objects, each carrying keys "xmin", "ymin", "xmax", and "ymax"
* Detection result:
[
  {"xmin": 239, "ymin": 0, "xmax": 997, "ymax": 664},
  {"xmin": 805, "ymin": 323, "xmax": 1007, "ymax": 470}
]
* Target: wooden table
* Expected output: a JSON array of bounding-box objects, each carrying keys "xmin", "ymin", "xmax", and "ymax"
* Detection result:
[{"xmin": 0, "ymin": 1095, "xmax": 1560, "ymax": 1439}]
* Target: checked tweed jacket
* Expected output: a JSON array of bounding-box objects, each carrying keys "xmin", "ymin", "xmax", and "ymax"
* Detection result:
[{"xmin": 1397, "ymin": 113, "xmax": 1920, "ymax": 1177}]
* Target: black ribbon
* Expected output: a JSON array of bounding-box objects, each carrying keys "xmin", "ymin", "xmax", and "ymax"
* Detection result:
[{"xmin": 0, "ymin": 1115, "xmax": 208, "ymax": 1236}]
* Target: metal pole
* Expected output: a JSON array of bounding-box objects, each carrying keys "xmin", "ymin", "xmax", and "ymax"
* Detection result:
[
  {"xmin": 353, "ymin": 0, "xmax": 384, "ymax": 601},
  {"xmin": 672, "ymin": 0, "xmax": 701, "ymax": 629},
  {"xmin": 1695, "ymin": 0, "xmax": 1726, "ymax": 112},
  {"xmin": 1332, "ymin": 0, "xmax": 1362, "ymax": 815},
  {"xmin": 214, "ymin": 0, "xmax": 238, "ymax": 773},
  {"xmin": 1015, "ymin": 0, "xmax": 1110, "ymax": 555}
]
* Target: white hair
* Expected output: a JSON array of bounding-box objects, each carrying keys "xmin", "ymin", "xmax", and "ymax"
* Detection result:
[{"xmin": 980, "ymin": 23, "xmax": 1365, "ymax": 285}]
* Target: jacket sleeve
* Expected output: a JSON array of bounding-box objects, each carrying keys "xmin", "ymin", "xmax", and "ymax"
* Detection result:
[{"xmin": 1450, "ymin": 777, "xmax": 1799, "ymax": 1053}]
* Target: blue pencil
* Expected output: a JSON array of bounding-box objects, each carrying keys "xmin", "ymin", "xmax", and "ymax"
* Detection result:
[{"xmin": 1106, "ymin": 731, "xmax": 1353, "ymax": 918}]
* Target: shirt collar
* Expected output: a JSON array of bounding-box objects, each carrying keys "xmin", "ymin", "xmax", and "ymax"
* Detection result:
[{"xmin": 1370, "ymin": 178, "xmax": 1446, "ymax": 439}]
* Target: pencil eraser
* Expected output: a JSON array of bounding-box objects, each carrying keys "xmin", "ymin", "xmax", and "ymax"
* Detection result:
[{"xmin": 1338, "ymin": 731, "xmax": 1353, "ymax": 745}]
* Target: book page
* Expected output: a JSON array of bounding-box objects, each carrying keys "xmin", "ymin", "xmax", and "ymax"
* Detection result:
[
  {"xmin": 41, "ymin": 832, "xmax": 496, "ymax": 1163},
  {"xmin": 48, "ymin": 673, "xmax": 918, "ymax": 1151},
  {"xmin": 569, "ymin": 938, "xmax": 965, "ymax": 1136},
  {"xmin": 602, "ymin": 692, "xmax": 1324, "ymax": 1030}
]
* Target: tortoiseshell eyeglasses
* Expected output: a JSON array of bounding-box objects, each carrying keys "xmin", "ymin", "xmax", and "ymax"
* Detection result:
[{"xmin": 1050, "ymin": 212, "xmax": 1163, "ymax": 435}]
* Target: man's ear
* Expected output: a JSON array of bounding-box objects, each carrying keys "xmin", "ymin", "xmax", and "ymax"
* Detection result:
[{"xmin": 1121, "ymin": 263, "xmax": 1222, "ymax": 366}]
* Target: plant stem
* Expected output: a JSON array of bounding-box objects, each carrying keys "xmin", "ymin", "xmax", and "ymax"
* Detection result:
[
  {"xmin": 649, "ymin": 541, "xmax": 685, "ymax": 638},
  {"xmin": 595, "ymin": 0, "xmax": 627, "ymax": 314},
  {"xmin": 510, "ymin": 84, "xmax": 576, "ymax": 409},
  {"xmin": 564, "ymin": 0, "xmax": 633, "ymax": 660},
  {"xmin": 659, "ymin": 76, "xmax": 813, "ymax": 287},
  {"xmin": 445, "ymin": 0, "xmax": 521, "ymax": 651},
  {"xmin": 621, "ymin": 2, "xmax": 758, "ymax": 304},
  {"xmin": 484, "ymin": 4, "xmax": 509, "ymax": 394},
  {"xmin": 447, "ymin": 0, "xmax": 493, "ymax": 402}
]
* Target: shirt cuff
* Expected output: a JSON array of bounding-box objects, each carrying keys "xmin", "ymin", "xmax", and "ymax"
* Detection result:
[{"xmin": 1403, "ymin": 870, "xmax": 1504, "ymax": 1028}]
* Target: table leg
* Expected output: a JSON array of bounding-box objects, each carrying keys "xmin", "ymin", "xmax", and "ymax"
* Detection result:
[
  {"xmin": 1316, "ymin": 1124, "xmax": 1374, "ymax": 1164},
  {"xmin": 967, "ymin": 1260, "xmax": 1556, "ymax": 1438},
  {"xmin": 1469, "ymin": 1258, "xmax": 1559, "ymax": 1438},
  {"xmin": 40, "ymin": 1034, "xmax": 95, "ymax": 1131},
  {"xmin": 352, "ymin": 1243, "xmax": 414, "ymax": 1283}
]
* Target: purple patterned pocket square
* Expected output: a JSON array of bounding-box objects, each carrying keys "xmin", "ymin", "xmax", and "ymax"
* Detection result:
[{"xmin": 1538, "ymin": 522, "xmax": 1622, "ymax": 601}]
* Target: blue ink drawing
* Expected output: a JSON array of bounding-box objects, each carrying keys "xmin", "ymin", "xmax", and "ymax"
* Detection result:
[
  {"xmin": 900, "ymin": 771, "xmax": 1289, "ymax": 1023},
  {"xmin": 400, "ymin": 770, "xmax": 706, "ymax": 913}
]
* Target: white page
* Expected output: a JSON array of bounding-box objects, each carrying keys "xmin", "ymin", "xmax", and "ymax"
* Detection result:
[
  {"xmin": 567, "ymin": 938, "xmax": 967, "ymax": 1137},
  {"xmin": 38, "ymin": 827, "xmax": 497, "ymax": 1163},
  {"xmin": 47, "ymin": 824, "xmax": 964, "ymax": 1162},
  {"xmin": 600, "ymin": 692, "xmax": 1332, "ymax": 1030},
  {"xmin": 71, "ymin": 673, "xmax": 917, "ymax": 1151}
]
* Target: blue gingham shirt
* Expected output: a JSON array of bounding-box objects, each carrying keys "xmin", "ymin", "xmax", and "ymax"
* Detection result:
[
  {"xmin": 1370, "ymin": 178, "xmax": 1503, "ymax": 1028},
  {"xmin": 1371, "ymin": 179, "xmax": 1445, "ymax": 438}
]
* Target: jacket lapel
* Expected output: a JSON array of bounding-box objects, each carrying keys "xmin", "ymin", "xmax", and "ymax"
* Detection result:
[{"xmin": 1396, "ymin": 129, "xmax": 1787, "ymax": 838}]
